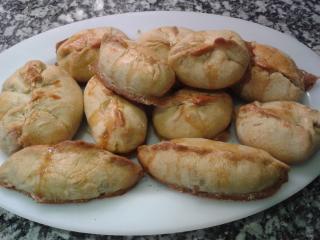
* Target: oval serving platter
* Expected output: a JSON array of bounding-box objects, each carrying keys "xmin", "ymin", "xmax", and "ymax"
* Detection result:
[{"xmin": 0, "ymin": 11, "xmax": 319, "ymax": 235}]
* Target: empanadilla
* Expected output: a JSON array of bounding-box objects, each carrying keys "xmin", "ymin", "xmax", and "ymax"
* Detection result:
[
  {"xmin": 236, "ymin": 101, "xmax": 320, "ymax": 164},
  {"xmin": 95, "ymin": 33, "xmax": 175, "ymax": 105},
  {"xmin": 233, "ymin": 42, "xmax": 318, "ymax": 102},
  {"xmin": 56, "ymin": 27, "xmax": 127, "ymax": 83},
  {"xmin": 138, "ymin": 26, "xmax": 193, "ymax": 61},
  {"xmin": 0, "ymin": 141, "xmax": 143, "ymax": 203},
  {"xmin": 168, "ymin": 30, "xmax": 250, "ymax": 89},
  {"xmin": 138, "ymin": 138, "xmax": 288, "ymax": 200},
  {"xmin": 84, "ymin": 76, "xmax": 147, "ymax": 154},
  {"xmin": 0, "ymin": 60, "xmax": 83, "ymax": 154},
  {"xmin": 153, "ymin": 89, "xmax": 232, "ymax": 139}
]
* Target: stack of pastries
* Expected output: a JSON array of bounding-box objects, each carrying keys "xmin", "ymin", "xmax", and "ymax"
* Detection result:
[{"xmin": 0, "ymin": 25, "xmax": 318, "ymax": 203}]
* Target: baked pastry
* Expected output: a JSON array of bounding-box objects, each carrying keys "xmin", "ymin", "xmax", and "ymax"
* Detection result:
[
  {"xmin": 138, "ymin": 138, "xmax": 288, "ymax": 200},
  {"xmin": 153, "ymin": 89, "xmax": 232, "ymax": 139},
  {"xmin": 138, "ymin": 26, "xmax": 193, "ymax": 61},
  {"xmin": 95, "ymin": 32, "xmax": 175, "ymax": 105},
  {"xmin": 0, "ymin": 141, "xmax": 143, "ymax": 203},
  {"xmin": 236, "ymin": 101, "xmax": 320, "ymax": 164},
  {"xmin": 56, "ymin": 27, "xmax": 127, "ymax": 83},
  {"xmin": 0, "ymin": 60, "xmax": 83, "ymax": 154},
  {"xmin": 168, "ymin": 30, "xmax": 250, "ymax": 89},
  {"xmin": 233, "ymin": 42, "xmax": 318, "ymax": 102},
  {"xmin": 84, "ymin": 76, "xmax": 147, "ymax": 153}
]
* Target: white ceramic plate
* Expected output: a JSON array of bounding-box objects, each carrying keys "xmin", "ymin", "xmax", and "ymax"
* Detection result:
[{"xmin": 0, "ymin": 11, "xmax": 319, "ymax": 236}]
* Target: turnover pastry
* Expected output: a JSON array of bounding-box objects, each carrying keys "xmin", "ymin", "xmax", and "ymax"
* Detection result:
[
  {"xmin": 168, "ymin": 30, "xmax": 250, "ymax": 89},
  {"xmin": 84, "ymin": 76, "xmax": 147, "ymax": 154},
  {"xmin": 153, "ymin": 89, "xmax": 232, "ymax": 139},
  {"xmin": 56, "ymin": 27, "xmax": 127, "ymax": 83},
  {"xmin": 236, "ymin": 101, "xmax": 320, "ymax": 164},
  {"xmin": 138, "ymin": 138, "xmax": 288, "ymax": 200},
  {"xmin": 0, "ymin": 141, "xmax": 143, "ymax": 203},
  {"xmin": 95, "ymin": 32, "xmax": 175, "ymax": 105},
  {"xmin": 0, "ymin": 60, "xmax": 83, "ymax": 154},
  {"xmin": 233, "ymin": 42, "xmax": 318, "ymax": 102},
  {"xmin": 138, "ymin": 26, "xmax": 193, "ymax": 61}
]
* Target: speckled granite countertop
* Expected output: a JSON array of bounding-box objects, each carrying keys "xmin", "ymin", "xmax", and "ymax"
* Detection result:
[{"xmin": 0, "ymin": 0, "xmax": 319, "ymax": 239}]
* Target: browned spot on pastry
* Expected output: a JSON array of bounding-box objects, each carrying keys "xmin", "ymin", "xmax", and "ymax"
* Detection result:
[
  {"xmin": 157, "ymin": 89, "xmax": 230, "ymax": 108},
  {"xmin": 213, "ymin": 130, "xmax": 230, "ymax": 142},
  {"xmin": 50, "ymin": 94, "xmax": 61, "ymax": 100},
  {"xmin": 301, "ymin": 69, "xmax": 318, "ymax": 91},
  {"xmin": 191, "ymin": 44, "xmax": 216, "ymax": 56},
  {"xmin": 20, "ymin": 61, "xmax": 46, "ymax": 86},
  {"xmin": 56, "ymin": 38, "xmax": 68, "ymax": 52},
  {"xmin": 249, "ymin": 42, "xmax": 305, "ymax": 90},
  {"xmin": 103, "ymin": 34, "xmax": 129, "ymax": 48},
  {"xmin": 138, "ymin": 141, "xmax": 213, "ymax": 156},
  {"xmin": 239, "ymin": 103, "xmax": 286, "ymax": 122},
  {"xmin": 51, "ymin": 80, "xmax": 62, "ymax": 88},
  {"xmin": 35, "ymin": 148, "xmax": 53, "ymax": 198}
]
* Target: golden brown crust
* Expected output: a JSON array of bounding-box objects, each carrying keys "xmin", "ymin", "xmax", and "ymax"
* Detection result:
[
  {"xmin": 137, "ymin": 139, "xmax": 289, "ymax": 201},
  {"xmin": 152, "ymin": 89, "xmax": 233, "ymax": 139},
  {"xmin": 236, "ymin": 101, "xmax": 320, "ymax": 164},
  {"xmin": 250, "ymin": 42, "xmax": 303, "ymax": 89},
  {"xmin": 168, "ymin": 30, "xmax": 250, "ymax": 90},
  {"xmin": 301, "ymin": 69, "xmax": 318, "ymax": 91},
  {"xmin": 233, "ymin": 42, "xmax": 318, "ymax": 102},
  {"xmin": 84, "ymin": 76, "xmax": 148, "ymax": 153},
  {"xmin": 0, "ymin": 140, "xmax": 143, "ymax": 203},
  {"xmin": 142, "ymin": 166, "xmax": 287, "ymax": 201},
  {"xmin": 92, "ymin": 64, "xmax": 163, "ymax": 106},
  {"xmin": 56, "ymin": 27, "xmax": 128, "ymax": 82},
  {"xmin": 96, "ymin": 32, "xmax": 176, "ymax": 105},
  {"xmin": 0, "ymin": 60, "xmax": 83, "ymax": 154}
]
